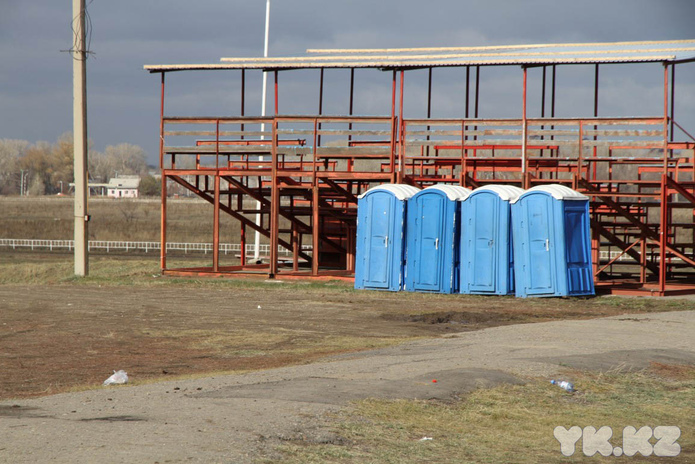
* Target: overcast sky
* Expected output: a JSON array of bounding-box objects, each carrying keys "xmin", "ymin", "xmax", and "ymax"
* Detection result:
[{"xmin": 2, "ymin": 0, "xmax": 695, "ymax": 164}]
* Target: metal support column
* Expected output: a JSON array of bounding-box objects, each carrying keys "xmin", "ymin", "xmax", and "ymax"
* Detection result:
[
  {"xmin": 465, "ymin": 66, "xmax": 470, "ymax": 119},
  {"xmin": 347, "ymin": 68, "xmax": 355, "ymax": 181},
  {"xmin": 592, "ymin": 64, "xmax": 600, "ymax": 180},
  {"xmin": 390, "ymin": 70, "xmax": 397, "ymax": 182},
  {"xmin": 159, "ymin": 72, "xmax": 166, "ymax": 271},
  {"xmin": 659, "ymin": 174, "xmax": 668, "ymax": 294},
  {"xmin": 659, "ymin": 65, "xmax": 670, "ymax": 293},
  {"xmin": 663, "ymin": 64, "xmax": 669, "ymax": 175},
  {"xmin": 474, "ymin": 65, "xmax": 480, "ymax": 119},
  {"xmin": 398, "ymin": 70, "xmax": 405, "ymax": 184},
  {"xmin": 239, "ymin": 196, "xmax": 246, "ymax": 264},
  {"xmin": 539, "ymin": 66, "xmax": 547, "ymax": 164},
  {"xmin": 269, "ymin": 119, "xmax": 279, "ymax": 277},
  {"xmin": 473, "ymin": 66, "xmax": 480, "ymax": 148},
  {"xmin": 274, "ymin": 70, "xmax": 279, "ymax": 115},
  {"xmin": 213, "ymin": 174, "xmax": 220, "ymax": 272},
  {"xmin": 240, "ymin": 69, "xmax": 245, "ymax": 138},
  {"xmin": 348, "ymin": 68, "xmax": 355, "ymax": 142},
  {"xmin": 312, "ymin": 186, "xmax": 320, "ymax": 276},
  {"xmin": 670, "ymin": 64, "xmax": 675, "ymax": 143},
  {"xmin": 312, "ymin": 118, "xmax": 319, "ymax": 275},
  {"xmin": 426, "ymin": 67, "xmax": 432, "ymax": 159},
  {"xmin": 541, "ymin": 66, "xmax": 546, "ymax": 118},
  {"xmin": 239, "ymin": 69, "xmax": 246, "ymax": 265},
  {"xmin": 318, "ymin": 68, "xmax": 324, "ymax": 147},
  {"xmin": 161, "ymin": 174, "xmax": 167, "ymax": 271},
  {"xmin": 522, "ymin": 66, "xmax": 528, "ymax": 189}
]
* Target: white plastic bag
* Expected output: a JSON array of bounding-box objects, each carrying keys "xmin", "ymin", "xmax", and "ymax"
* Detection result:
[{"xmin": 103, "ymin": 370, "xmax": 129, "ymax": 386}]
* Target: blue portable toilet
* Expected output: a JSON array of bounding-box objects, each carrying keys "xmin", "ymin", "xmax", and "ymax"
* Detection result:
[
  {"xmin": 460, "ymin": 185, "xmax": 524, "ymax": 295},
  {"xmin": 405, "ymin": 185, "xmax": 471, "ymax": 293},
  {"xmin": 355, "ymin": 184, "xmax": 420, "ymax": 291},
  {"xmin": 511, "ymin": 184, "xmax": 594, "ymax": 298}
]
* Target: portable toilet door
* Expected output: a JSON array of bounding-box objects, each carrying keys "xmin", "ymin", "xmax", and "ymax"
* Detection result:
[
  {"xmin": 405, "ymin": 185, "xmax": 471, "ymax": 293},
  {"xmin": 511, "ymin": 184, "xmax": 594, "ymax": 298},
  {"xmin": 460, "ymin": 185, "xmax": 524, "ymax": 295},
  {"xmin": 354, "ymin": 184, "xmax": 420, "ymax": 291}
]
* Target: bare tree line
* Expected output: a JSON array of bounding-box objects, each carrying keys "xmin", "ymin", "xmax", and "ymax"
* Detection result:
[{"xmin": 0, "ymin": 133, "xmax": 156, "ymax": 196}]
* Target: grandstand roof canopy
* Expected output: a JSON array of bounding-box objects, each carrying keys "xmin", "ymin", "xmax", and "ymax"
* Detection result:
[{"xmin": 145, "ymin": 39, "xmax": 695, "ymax": 73}]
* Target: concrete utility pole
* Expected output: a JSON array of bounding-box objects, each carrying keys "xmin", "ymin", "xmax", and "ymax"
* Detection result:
[
  {"xmin": 254, "ymin": 0, "xmax": 271, "ymax": 261},
  {"xmin": 73, "ymin": 0, "xmax": 89, "ymax": 276}
]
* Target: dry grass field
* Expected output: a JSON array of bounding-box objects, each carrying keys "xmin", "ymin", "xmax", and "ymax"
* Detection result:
[{"xmin": 0, "ymin": 196, "xmax": 243, "ymax": 243}]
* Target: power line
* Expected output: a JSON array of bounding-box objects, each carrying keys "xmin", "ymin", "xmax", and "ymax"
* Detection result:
[{"xmin": 65, "ymin": 0, "xmax": 95, "ymax": 60}]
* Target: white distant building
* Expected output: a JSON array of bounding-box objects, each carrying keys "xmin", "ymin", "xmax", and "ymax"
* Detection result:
[{"xmin": 107, "ymin": 176, "xmax": 141, "ymax": 199}]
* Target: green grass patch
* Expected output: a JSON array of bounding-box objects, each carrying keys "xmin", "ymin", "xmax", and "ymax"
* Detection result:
[{"xmin": 273, "ymin": 368, "xmax": 694, "ymax": 463}]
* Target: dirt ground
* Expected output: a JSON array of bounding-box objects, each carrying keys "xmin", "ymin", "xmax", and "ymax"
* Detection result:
[
  {"xmin": 0, "ymin": 280, "xmax": 691, "ymax": 400},
  {"xmin": 0, "ymin": 297, "xmax": 693, "ymax": 463}
]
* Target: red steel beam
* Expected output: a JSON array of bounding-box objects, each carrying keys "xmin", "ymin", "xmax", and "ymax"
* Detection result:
[
  {"xmin": 474, "ymin": 65, "xmax": 480, "ymax": 119},
  {"xmin": 522, "ymin": 66, "xmax": 528, "ymax": 188},
  {"xmin": 670, "ymin": 64, "xmax": 675, "ymax": 142},
  {"xmin": 312, "ymin": 185, "xmax": 319, "ymax": 276},
  {"xmin": 159, "ymin": 72, "xmax": 167, "ymax": 271},
  {"xmin": 213, "ymin": 174, "xmax": 220, "ymax": 271},
  {"xmin": 465, "ymin": 66, "xmax": 470, "ymax": 119},
  {"xmin": 159, "ymin": 72, "xmax": 165, "ymax": 168},
  {"xmin": 161, "ymin": 174, "xmax": 167, "ymax": 271},
  {"xmin": 269, "ymin": 119, "xmax": 280, "ymax": 276},
  {"xmin": 390, "ymin": 70, "xmax": 397, "ymax": 182},
  {"xmin": 664, "ymin": 65, "xmax": 669, "ymax": 173},
  {"xmin": 318, "ymin": 68, "xmax": 324, "ymax": 147},
  {"xmin": 274, "ymin": 70, "xmax": 279, "ymax": 115},
  {"xmin": 659, "ymin": 174, "xmax": 668, "ymax": 293},
  {"xmin": 398, "ymin": 70, "xmax": 405, "ymax": 184}
]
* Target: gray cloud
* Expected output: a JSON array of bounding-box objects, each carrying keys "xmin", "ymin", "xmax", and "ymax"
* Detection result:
[{"xmin": 1, "ymin": 0, "xmax": 694, "ymax": 163}]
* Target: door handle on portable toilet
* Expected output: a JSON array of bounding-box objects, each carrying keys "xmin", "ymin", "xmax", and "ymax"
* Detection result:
[
  {"xmin": 385, "ymin": 236, "xmax": 388, "ymax": 247},
  {"xmin": 545, "ymin": 239, "xmax": 549, "ymax": 251},
  {"xmin": 435, "ymin": 238, "xmax": 439, "ymax": 250}
]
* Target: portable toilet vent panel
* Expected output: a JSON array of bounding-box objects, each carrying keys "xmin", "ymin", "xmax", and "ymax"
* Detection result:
[
  {"xmin": 405, "ymin": 185, "xmax": 471, "ymax": 293},
  {"xmin": 460, "ymin": 185, "xmax": 524, "ymax": 295},
  {"xmin": 511, "ymin": 185, "xmax": 594, "ymax": 298},
  {"xmin": 355, "ymin": 184, "xmax": 420, "ymax": 291}
]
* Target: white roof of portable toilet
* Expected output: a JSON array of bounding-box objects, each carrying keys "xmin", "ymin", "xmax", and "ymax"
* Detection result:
[
  {"xmin": 470, "ymin": 185, "xmax": 524, "ymax": 202},
  {"xmin": 357, "ymin": 184, "xmax": 420, "ymax": 200},
  {"xmin": 511, "ymin": 184, "xmax": 588, "ymax": 203},
  {"xmin": 423, "ymin": 185, "xmax": 472, "ymax": 201}
]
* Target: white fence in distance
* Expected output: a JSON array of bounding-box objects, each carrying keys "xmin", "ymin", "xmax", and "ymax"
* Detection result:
[
  {"xmin": 0, "ymin": 238, "xmax": 311, "ymax": 257},
  {"xmin": 2, "ymin": 238, "xmax": 638, "ymax": 262}
]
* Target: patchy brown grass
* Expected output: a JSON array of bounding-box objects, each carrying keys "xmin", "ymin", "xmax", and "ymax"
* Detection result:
[
  {"xmin": 649, "ymin": 362, "xmax": 695, "ymax": 380},
  {"xmin": 0, "ymin": 253, "xmax": 693, "ymax": 400},
  {"xmin": 274, "ymin": 367, "xmax": 695, "ymax": 463}
]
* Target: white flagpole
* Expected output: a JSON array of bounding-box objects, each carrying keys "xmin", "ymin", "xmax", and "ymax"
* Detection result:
[{"xmin": 254, "ymin": 0, "xmax": 270, "ymax": 261}]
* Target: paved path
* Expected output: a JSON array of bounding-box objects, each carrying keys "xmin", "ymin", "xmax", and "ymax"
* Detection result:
[{"xmin": 1, "ymin": 310, "xmax": 694, "ymax": 463}]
